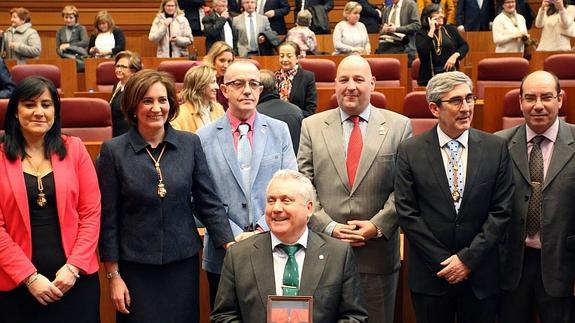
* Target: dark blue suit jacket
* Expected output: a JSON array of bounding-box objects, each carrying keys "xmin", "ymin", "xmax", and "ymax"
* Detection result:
[
  {"xmin": 456, "ymin": 0, "xmax": 495, "ymax": 31},
  {"xmin": 0, "ymin": 58, "xmax": 15, "ymax": 99},
  {"xmin": 262, "ymin": 0, "xmax": 291, "ymax": 35}
]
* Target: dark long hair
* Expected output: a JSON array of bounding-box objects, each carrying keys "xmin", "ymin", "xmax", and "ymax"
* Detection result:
[
  {"xmin": 420, "ymin": 4, "xmax": 442, "ymax": 30},
  {"xmin": 1, "ymin": 76, "xmax": 66, "ymax": 161}
]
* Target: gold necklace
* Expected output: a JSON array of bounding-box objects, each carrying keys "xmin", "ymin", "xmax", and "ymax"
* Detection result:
[
  {"xmin": 145, "ymin": 144, "xmax": 167, "ymax": 198},
  {"xmin": 25, "ymin": 156, "xmax": 48, "ymax": 207},
  {"xmin": 433, "ymin": 27, "xmax": 443, "ymax": 56},
  {"xmin": 441, "ymin": 145, "xmax": 464, "ymax": 202}
]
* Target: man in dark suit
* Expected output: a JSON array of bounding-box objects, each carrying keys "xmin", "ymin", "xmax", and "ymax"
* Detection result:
[
  {"xmin": 377, "ymin": 0, "xmax": 420, "ymax": 64},
  {"xmin": 0, "ymin": 58, "xmax": 15, "ymax": 98},
  {"xmin": 395, "ymin": 71, "xmax": 514, "ymax": 323},
  {"xmin": 257, "ymin": 69, "xmax": 303, "ymax": 152},
  {"xmin": 456, "ymin": 0, "xmax": 495, "ymax": 31},
  {"xmin": 179, "ymin": 0, "xmax": 206, "ymax": 35},
  {"xmin": 496, "ymin": 70, "xmax": 575, "ymax": 323},
  {"xmin": 211, "ymin": 169, "xmax": 368, "ymax": 323},
  {"xmin": 257, "ymin": 0, "xmax": 290, "ymax": 35},
  {"xmin": 202, "ymin": 0, "xmax": 238, "ymax": 52},
  {"xmin": 357, "ymin": 0, "xmax": 382, "ymax": 33}
]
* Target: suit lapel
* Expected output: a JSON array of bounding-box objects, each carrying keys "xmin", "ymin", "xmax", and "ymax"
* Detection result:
[
  {"xmin": 544, "ymin": 120, "xmax": 575, "ymax": 190},
  {"xmin": 425, "ymin": 127, "xmax": 457, "ymax": 216},
  {"xmin": 215, "ymin": 117, "xmax": 247, "ymax": 196},
  {"xmin": 352, "ymin": 107, "xmax": 387, "ymax": 193},
  {"xmin": 321, "ymin": 110, "xmax": 349, "ymax": 190},
  {"xmin": 251, "ymin": 234, "xmax": 277, "ymax": 307},
  {"xmin": 508, "ymin": 125, "xmax": 530, "ymax": 184},
  {"xmin": 250, "ymin": 114, "xmax": 268, "ymax": 190},
  {"xmin": 5, "ymin": 158, "xmax": 31, "ymax": 235},
  {"xmin": 51, "ymin": 153, "xmax": 68, "ymax": 229},
  {"xmin": 458, "ymin": 129, "xmax": 482, "ymax": 218},
  {"xmin": 288, "ymin": 70, "xmax": 302, "ymax": 102},
  {"xmin": 299, "ymin": 232, "xmax": 327, "ymax": 296}
]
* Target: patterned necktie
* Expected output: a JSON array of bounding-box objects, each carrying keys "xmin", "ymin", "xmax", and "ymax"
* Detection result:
[
  {"xmin": 527, "ymin": 135, "xmax": 544, "ymax": 236},
  {"xmin": 280, "ymin": 243, "xmax": 302, "ymax": 296},
  {"xmin": 447, "ymin": 140, "xmax": 464, "ymax": 212},
  {"xmin": 248, "ymin": 13, "xmax": 257, "ymax": 52},
  {"xmin": 237, "ymin": 123, "xmax": 252, "ymax": 191},
  {"xmin": 346, "ymin": 116, "xmax": 363, "ymax": 188}
]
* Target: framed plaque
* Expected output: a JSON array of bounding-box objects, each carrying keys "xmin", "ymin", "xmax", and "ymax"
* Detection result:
[{"xmin": 267, "ymin": 295, "xmax": 313, "ymax": 323}]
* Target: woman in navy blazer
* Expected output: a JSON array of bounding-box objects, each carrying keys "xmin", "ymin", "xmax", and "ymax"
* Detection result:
[
  {"xmin": 97, "ymin": 69, "xmax": 234, "ymax": 322},
  {"xmin": 0, "ymin": 77, "xmax": 101, "ymax": 322},
  {"xmin": 275, "ymin": 41, "xmax": 317, "ymax": 117}
]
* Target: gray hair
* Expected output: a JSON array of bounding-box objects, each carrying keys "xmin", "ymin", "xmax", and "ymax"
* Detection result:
[
  {"xmin": 426, "ymin": 71, "xmax": 473, "ymax": 104},
  {"xmin": 259, "ymin": 69, "xmax": 277, "ymax": 93},
  {"xmin": 267, "ymin": 170, "xmax": 316, "ymax": 203}
]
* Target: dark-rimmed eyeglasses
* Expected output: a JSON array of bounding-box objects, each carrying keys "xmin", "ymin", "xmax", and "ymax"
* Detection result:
[
  {"xmin": 437, "ymin": 94, "xmax": 477, "ymax": 107},
  {"xmin": 224, "ymin": 79, "xmax": 263, "ymax": 90}
]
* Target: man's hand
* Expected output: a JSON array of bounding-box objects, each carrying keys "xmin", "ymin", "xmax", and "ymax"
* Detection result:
[
  {"xmin": 332, "ymin": 223, "xmax": 365, "ymax": 246},
  {"xmin": 235, "ymin": 231, "xmax": 258, "ymax": 242},
  {"xmin": 437, "ymin": 255, "xmax": 470, "ymax": 284},
  {"xmin": 382, "ymin": 23, "xmax": 396, "ymax": 34},
  {"xmin": 264, "ymin": 10, "xmax": 275, "ymax": 18},
  {"xmin": 221, "ymin": 10, "xmax": 230, "ymax": 18},
  {"xmin": 347, "ymin": 220, "xmax": 378, "ymax": 241}
]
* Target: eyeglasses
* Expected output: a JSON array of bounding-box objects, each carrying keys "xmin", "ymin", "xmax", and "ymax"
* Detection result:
[
  {"xmin": 521, "ymin": 94, "xmax": 559, "ymax": 105},
  {"xmin": 115, "ymin": 64, "xmax": 130, "ymax": 70},
  {"xmin": 437, "ymin": 94, "xmax": 477, "ymax": 107},
  {"xmin": 224, "ymin": 79, "xmax": 263, "ymax": 90}
]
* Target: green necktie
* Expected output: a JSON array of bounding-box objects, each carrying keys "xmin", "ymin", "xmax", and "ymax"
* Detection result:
[{"xmin": 280, "ymin": 243, "xmax": 302, "ymax": 296}]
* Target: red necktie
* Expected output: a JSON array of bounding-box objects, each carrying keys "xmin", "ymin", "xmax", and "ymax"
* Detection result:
[{"xmin": 346, "ymin": 116, "xmax": 363, "ymax": 187}]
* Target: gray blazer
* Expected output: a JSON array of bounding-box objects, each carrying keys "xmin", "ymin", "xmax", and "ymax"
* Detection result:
[
  {"xmin": 211, "ymin": 231, "xmax": 368, "ymax": 323},
  {"xmin": 380, "ymin": 0, "xmax": 420, "ymax": 52},
  {"xmin": 232, "ymin": 12, "xmax": 273, "ymax": 56},
  {"xmin": 496, "ymin": 121, "xmax": 575, "ymax": 297},
  {"xmin": 197, "ymin": 112, "xmax": 297, "ymax": 274},
  {"xmin": 298, "ymin": 106, "xmax": 412, "ymax": 275}
]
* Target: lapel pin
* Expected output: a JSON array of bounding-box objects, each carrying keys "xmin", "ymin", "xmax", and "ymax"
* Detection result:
[{"xmin": 319, "ymin": 255, "xmax": 324, "ymax": 260}]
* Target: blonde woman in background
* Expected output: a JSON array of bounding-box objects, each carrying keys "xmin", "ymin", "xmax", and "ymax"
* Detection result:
[
  {"xmin": 171, "ymin": 65, "xmax": 224, "ymax": 132},
  {"xmin": 1, "ymin": 8, "xmax": 41, "ymax": 64},
  {"xmin": 203, "ymin": 41, "xmax": 235, "ymax": 110},
  {"xmin": 149, "ymin": 0, "xmax": 194, "ymax": 58},
  {"xmin": 333, "ymin": 1, "xmax": 371, "ymax": 55},
  {"xmin": 88, "ymin": 11, "xmax": 125, "ymax": 58}
]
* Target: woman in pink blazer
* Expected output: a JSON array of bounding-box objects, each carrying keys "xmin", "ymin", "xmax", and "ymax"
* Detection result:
[{"xmin": 0, "ymin": 76, "xmax": 101, "ymax": 323}]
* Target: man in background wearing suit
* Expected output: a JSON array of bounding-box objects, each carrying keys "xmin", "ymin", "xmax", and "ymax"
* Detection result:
[
  {"xmin": 232, "ymin": 0, "xmax": 274, "ymax": 56},
  {"xmin": 298, "ymin": 55, "xmax": 412, "ymax": 323},
  {"xmin": 496, "ymin": 70, "xmax": 575, "ymax": 323},
  {"xmin": 211, "ymin": 169, "xmax": 368, "ymax": 323},
  {"xmin": 395, "ymin": 71, "xmax": 514, "ymax": 323},
  {"xmin": 203, "ymin": 0, "xmax": 238, "ymax": 53},
  {"xmin": 197, "ymin": 60, "xmax": 297, "ymax": 309},
  {"xmin": 357, "ymin": 0, "xmax": 382, "ymax": 33},
  {"xmin": 0, "ymin": 57, "xmax": 15, "ymax": 98},
  {"xmin": 456, "ymin": 0, "xmax": 495, "ymax": 31},
  {"xmin": 256, "ymin": 0, "xmax": 290, "ymax": 35},
  {"xmin": 377, "ymin": 0, "xmax": 420, "ymax": 65}
]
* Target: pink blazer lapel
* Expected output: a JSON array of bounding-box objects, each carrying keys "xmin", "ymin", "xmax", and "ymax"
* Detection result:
[
  {"xmin": 51, "ymin": 153, "xmax": 68, "ymax": 228},
  {"xmin": 5, "ymin": 158, "xmax": 31, "ymax": 235}
]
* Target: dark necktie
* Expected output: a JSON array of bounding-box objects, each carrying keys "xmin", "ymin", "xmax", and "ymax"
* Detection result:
[
  {"xmin": 527, "ymin": 135, "xmax": 544, "ymax": 236},
  {"xmin": 346, "ymin": 116, "xmax": 363, "ymax": 188},
  {"xmin": 280, "ymin": 243, "xmax": 302, "ymax": 296}
]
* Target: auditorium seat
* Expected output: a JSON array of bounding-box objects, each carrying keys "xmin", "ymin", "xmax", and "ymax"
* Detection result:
[
  {"xmin": 544, "ymin": 54, "xmax": 575, "ymax": 87},
  {"xmin": 501, "ymin": 88, "xmax": 567, "ymax": 130},
  {"xmin": 410, "ymin": 58, "xmax": 420, "ymax": 90},
  {"xmin": 10, "ymin": 64, "xmax": 62, "ymax": 94},
  {"xmin": 96, "ymin": 61, "xmax": 117, "ymax": 93},
  {"xmin": 366, "ymin": 57, "xmax": 401, "ymax": 87},
  {"xmin": 0, "ymin": 99, "xmax": 8, "ymax": 135},
  {"xmin": 402, "ymin": 91, "xmax": 436, "ymax": 135},
  {"xmin": 60, "ymin": 98, "xmax": 113, "ymax": 141},
  {"xmin": 475, "ymin": 57, "xmax": 529, "ymax": 99},
  {"xmin": 157, "ymin": 60, "xmax": 203, "ymax": 91},
  {"xmin": 299, "ymin": 58, "xmax": 337, "ymax": 88},
  {"xmin": 327, "ymin": 91, "xmax": 388, "ymax": 110}
]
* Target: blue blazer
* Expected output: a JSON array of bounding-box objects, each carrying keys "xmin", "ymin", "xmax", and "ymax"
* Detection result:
[
  {"xmin": 456, "ymin": 0, "xmax": 495, "ymax": 31},
  {"xmin": 197, "ymin": 112, "xmax": 297, "ymax": 273}
]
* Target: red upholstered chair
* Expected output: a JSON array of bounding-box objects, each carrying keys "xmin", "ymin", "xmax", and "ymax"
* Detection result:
[
  {"xmin": 366, "ymin": 58, "xmax": 401, "ymax": 87},
  {"xmin": 403, "ymin": 91, "xmax": 437, "ymax": 135},
  {"xmin": 411, "ymin": 58, "xmax": 420, "ymax": 90},
  {"xmin": 95, "ymin": 61, "xmax": 117, "ymax": 93},
  {"xmin": 11, "ymin": 64, "xmax": 62, "ymax": 94},
  {"xmin": 299, "ymin": 58, "xmax": 337, "ymax": 88},
  {"xmin": 0, "ymin": 99, "xmax": 8, "ymax": 135},
  {"xmin": 60, "ymin": 98, "xmax": 113, "ymax": 141},
  {"xmin": 327, "ymin": 91, "xmax": 388, "ymax": 110},
  {"xmin": 475, "ymin": 57, "xmax": 529, "ymax": 99},
  {"xmin": 157, "ymin": 60, "xmax": 203, "ymax": 91},
  {"xmin": 502, "ymin": 88, "xmax": 567, "ymax": 129},
  {"xmin": 544, "ymin": 54, "xmax": 575, "ymax": 87}
]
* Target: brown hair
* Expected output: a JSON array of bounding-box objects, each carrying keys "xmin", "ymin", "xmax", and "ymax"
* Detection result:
[
  {"xmin": 10, "ymin": 8, "xmax": 31, "ymax": 23},
  {"xmin": 114, "ymin": 50, "xmax": 143, "ymax": 72},
  {"xmin": 61, "ymin": 5, "xmax": 79, "ymax": 20},
  {"xmin": 93, "ymin": 10, "xmax": 116, "ymax": 35}
]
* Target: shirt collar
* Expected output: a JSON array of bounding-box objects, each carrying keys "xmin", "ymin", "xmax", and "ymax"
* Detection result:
[
  {"xmin": 271, "ymin": 228, "xmax": 309, "ymax": 251},
  {"xmin": 437, "ymin": 126, "xmax": 469, "ymax": 148},
  {"xmin": 128, "ymin": 123, "xmax": 179, "ymax": 153},
  {"xmin": 339, "ymin": 104, "xmax": 371, "ymax": 123},
  {"xmin": 227, "ymin": 109, "xmax": 256, "ymax": 133},
  {"xmin": 394, "ymin": 0, "xmax": 403, "ymax": 7},
  {"xmin": 526, "ymin": 117, "xmax": 559, "ymax": 143}
]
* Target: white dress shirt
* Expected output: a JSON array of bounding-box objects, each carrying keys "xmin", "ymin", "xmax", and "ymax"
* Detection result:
[{"xmin": 271, "ymin": 229, "xmax": 309, "ymax": 296}]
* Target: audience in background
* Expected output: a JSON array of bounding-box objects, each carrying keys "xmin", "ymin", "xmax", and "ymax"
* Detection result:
[
  {"xmin": 333, "ymin": 1, "xmax": 371, "ymax": 55},
  {"xmin": 285, "ymin": 10, "xmax": 317, "ymax": 57},
  {"xmin": 232, "ymin": 0, "xmax": 275, "ymax": 56},
  {"xmin": 88, "ymin": 11, "xmax": 126, "ymax": 58},
  {"xmin": 416, "ymin": 4, "xmax": 469, "ymax": 86},
  {"xmin": 1, "ymin": 8, "xmax": 41, "ymax": 64},
  {"xmin": 456, "ymin": 0, "xmax": 496, "ymax": 31},
  {"xmin": 357, "ymin": 0, "xmax": 383, "ymax": 33},
  {"xmin": 294, "ymin": 0, "xmax": 334, "ymax": 34},
  {"xmin": 171, "ymin": 65, "xmax": 225, "ymax": 132},
  {"xmin": 109, "ymin": 50, "xmax": 142, "ymax": 137},
  {"xmin": 179, "ymin": 0, "xmax": 207, "ymax": 36},
  {"xmin": 275, "ymin": 41, "xmax": 317, "ymax": 118},
  {"xmin": 418, "ymin": 0, "xmax": 456, "ymax": 25},
  {"xmin": 202, "ymin": 0, "xmax": 237, "ymax": 53},
  {"xmin": 55, "ymin": 5, "xmax": 89, "ymax": 71},
  {"xmin": 535, "ymin": 0, "xmax": 575, "ymax": 51},
  {"xmin": 258, "ymin": 0, "xmax": 291, "ymax": 35},
  {"xmin": 377, "ymin": 0, "xmax": 421, "ymax": 65},
  {"xmin": 0, "ymin": 57, "xmax": 16, "ymax": 98},
  {"xmin": 97, "ymin": 69, "xmax": 234, "ymax": 322},
  {"xmin": 0, "ymin": 76, "xmax": 101, "ymax": 323},
  {"xmin": 492, "ymin": 0, "xmax": 529, "ymax": 53},
  {"xmin": 203, "ymin": 41, "xmax": 235, "ymax": 110},
  {"xmin": 149, "ymin": 0, "xmax": 194, "ymax": 58}
]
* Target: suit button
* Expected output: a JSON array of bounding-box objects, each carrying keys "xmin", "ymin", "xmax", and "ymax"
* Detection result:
[
  {"xmin": 241, "ymin": 203, "xmax": 247, "ymax": 207},
  {"xmin": 524, "ymin": 196, "xmax": 529, "ymax": 202},
  {"xmin": 520, "ymin": 218, "xmax": 525, "ymax": 223}
]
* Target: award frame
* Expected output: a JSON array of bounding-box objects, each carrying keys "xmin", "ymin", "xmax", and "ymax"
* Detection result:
[{"xmin": 267, "ymin": 295, "xmax": 313, "ymax": 323}]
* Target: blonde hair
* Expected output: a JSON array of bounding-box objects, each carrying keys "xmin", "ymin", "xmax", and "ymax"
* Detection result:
[
  {"xmin": 93, "ymin": 10, "xmax": 115, "ymax": 35},
  {"xmin": 61, "ymin": 5, "xmax": 79, "ymax": 20},
  {"xmin": 180, "ymin": 65, "xmax": 220, "ymax": 112},
  {"xmin": 343, "ymin": 1, "xmax": 362, "ymax": 20},
  {"xmin": 158, "ymin": 0, "xmax": 184, "ymax": 15},
  {"xmin": 203, "ymin": 41, "xmax": 235, "ymax": 69}
]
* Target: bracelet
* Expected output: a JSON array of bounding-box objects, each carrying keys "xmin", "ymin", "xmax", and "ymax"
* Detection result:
[
  {"xmin": 66, "ymin": 264, "xmax": 80, "ymax": 278},
  {"xmin": 106, "ymin": 270, "xmax": 120, "ymax": 279},
  {"xmin": 26, "ymin": 272, "xmax": 39, "ymax": 287}
]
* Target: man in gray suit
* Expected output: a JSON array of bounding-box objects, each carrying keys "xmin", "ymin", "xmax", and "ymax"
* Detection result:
[
  {"xmin": 232, "ymin": 0, "xmax": 274, "ymax": 56},
  {"xmin": 496, "ymin": 70, "xmax": 575, "ymax": 323},
  {"xmin": 211, "ymin": 169, "xmax": 368, "ymax": 323},
  {"xmin": 298, "ymin": 55, "xmax": 412, "ymax": 323},
  {"xmin": 376, "ymin": 0, "xmax": 420, "ymax": 65}
]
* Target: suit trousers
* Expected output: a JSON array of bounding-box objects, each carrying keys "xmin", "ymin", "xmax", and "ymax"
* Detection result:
[
  {"xmin": 499, "ymin": 247, "xmax": 575, "ymax": 323},
  {"xmin": 411, "ymin": 280, "xmax": 497, "ymax": 323},
  {"xmin": 360, "ymin": 271, "xmax": 399, "ymax": 323}
]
